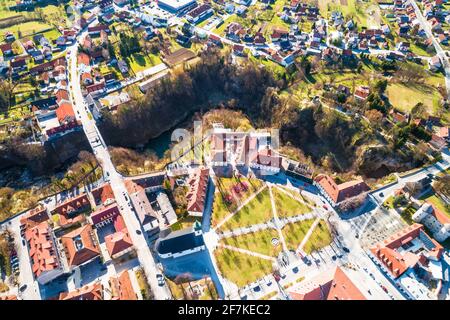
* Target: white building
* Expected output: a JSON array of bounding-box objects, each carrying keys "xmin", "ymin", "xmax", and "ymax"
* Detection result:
[{"xmin": 412, "ymin": 202, "xmax": 450, "ymax": 242}]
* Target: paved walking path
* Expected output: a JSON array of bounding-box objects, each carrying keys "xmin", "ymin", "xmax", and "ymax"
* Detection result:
[
  {"xmin": 214, "ymin": 184, "xmax": 267, "ymax": 231},
  {"xmin": 268, "ymin": 185, "xmax": 288, "ymax": 252},
  {"xmin": 274, "ymin": 185, "xmax": 315, "ymax": 211},
  {"xmin": 298, "ymin": 217, "xmax": 321, "ymax": 252},
  {"xmin": 217, "ymin": 244, "xmax": 276, "ymax": 262}
]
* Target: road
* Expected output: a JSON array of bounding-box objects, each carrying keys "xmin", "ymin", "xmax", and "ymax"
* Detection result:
[
  {"xmin": 66, "ymin": 23, "xmax": 172, "ymax": 300},
  {"xmin": 408, "ymin": 0, "xmax": 450, "ymax": 99}
]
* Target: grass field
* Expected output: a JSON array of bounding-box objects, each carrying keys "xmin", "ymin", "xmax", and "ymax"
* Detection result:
[
  {"xmin": 319, "ymin": 0, "xmax": 372, "ymax": 28},
  {"xmin": 386, "ymin": 83, "xmax": 441, "ymax": 115},
  {"xmin": 281, "ymin": 219, "xmax": 316, "ymax": 251},
  {"xmin": 128, "ymin": 53, "xmax": 162, "ymax": 73},
  {"xmin": 0, "ymin": 21, "xmax": 53, "ymax": 39},
  {"xmin": 214, "ymin": 248, "xmax": 274, "ymax": 287},
  {"xmin": 399, "ymin": 205, "xmax": 417, "ymax": 225},
  {"xmin": 211, "ymin": 177, "xmax": 264, "ymax": 227},
  {"xmin": 220, "ymin": 228, "xmax": 282, "ymax": 257},
  {"xmin": 219, "ymin": 188, "xmax": 273, "ymax": 231},
  {"xmin": 272, "ymin": 188, "xmax": 311, "ymax": 218},
  {"xmin": 303, "ymin": 220, "xmax": 333, "ymax": 254},
  {"xmin": 421, "ymin": 194, "xmax": 450, "ymax": 219}
]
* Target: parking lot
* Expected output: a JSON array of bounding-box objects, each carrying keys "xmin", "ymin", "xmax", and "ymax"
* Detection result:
[{"xmin": 359, "ymin": 208, "xmax": 407, "ymax": 249}]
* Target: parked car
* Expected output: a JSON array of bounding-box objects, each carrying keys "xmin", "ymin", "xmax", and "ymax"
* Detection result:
[
  {"xmin": 156, "ymin": 274, "xmax": 165, "ymax": 286},
  {"xmin": 342, "ymin": 247, "xmax": 350, "ymax": 253},
  {"xmin": 19, "ymin": 284, "xmax": 27, "ymax": 292}
]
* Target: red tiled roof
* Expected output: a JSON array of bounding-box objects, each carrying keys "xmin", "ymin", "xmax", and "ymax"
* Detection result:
[
  {"xmin": 77, "ymin": 52, "xmax": 90, "ymax": 66},
  {"xmin": 20, "ymin": 205, "xmax": 49, "ymax": 229},
  {"xmin": 105, "ymin": 229, "xmax": 133, "ymax": 257},
  {"xmin": 91, "ymin": 183, "xmax": 115, "ymax": 205},
  {"xmin": 186, "ymin": 168, "xmax": 210, "ymax": 214},
  {"xmin": 426, "ymin": 202, "xmax": 450, "ymax": 225},
  {"xmin": 51, "ymin": 194, "xmax": 91, "ymax": 216},
  {"xmin": 59, "ymin": 282, "xmax": 103, "ymax": 300},
  {"xmin": 55, "ymin": 89, "xmax": 70, "ymax": 105},
  {"xmin": 370, "ymin": 223, "xmax": 443, "ymax": 278},
  {"xmin": 56, "ymin": 102, "xmax": 76, "ymax": 123},
  {"xmin": 354, "ymin": 86, "xmax": 370, "ymax": 100},
  {"xmin": 289, "ymin": 267, "xmax": 366, "ymax": 300},
  {"xmin": 25, "ymin": 222, "xmax": 60, "ymax": 278},
  {"xmin": 61, "ymin": 224, "xmax": 100, "ymax": 267},
  {"xmin": 110, "ymin": 271, "xmax": 137, "ymax": 300},
  {"xmin": 315, "ymin": 175, "xmax": 370, "ymax": 204}
]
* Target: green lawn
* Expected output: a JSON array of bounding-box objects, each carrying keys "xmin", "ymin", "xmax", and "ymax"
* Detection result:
[
  {"xmin": 220, "ymin": 228, "xmax": 282, "ymax": 257},
  {"xmin": 211, "ymin": 177, "xmax": 264, "ymax": 227},
  {"xmin": 0, "ymin": 21, "xmax": 53, "ymax": 39},
  {"xmin": 422, "ymin": 194, "xmax": 450, "ymax": 219},
  {"xmin": 128, "ymin": 53, "xmax": 162, "ymax": 73},
  {"xmin": 281, "ymin": 219, "xmax": 316, "ymax": 251},
  {"xmin": 219, "ymin": 188, "xmax": 273, "ymax": 231},
  {"xmin": 399, "ymin": 205, "xmax": 417, "ymax": 225},
  {"xmin": 214, "ymin": 248, "xmax": 274, "ymax": 287},
  {"xmin": 386, "ymin": 83, "xmax": 441, "ymax": 116},
  {"xmin": 278, "ymin": 186, "xmax": 317, "ymax": 207},
  {"xmin": 319, "ymin": 0, "xmax": 371, "ymax": 29},
  {"xmin": 272, "ymin": 188, "xmax": 311, "ymax": 218},
  {"xmin": 303, "ymin": 220, "xmax": 333, "ymax": 254}
]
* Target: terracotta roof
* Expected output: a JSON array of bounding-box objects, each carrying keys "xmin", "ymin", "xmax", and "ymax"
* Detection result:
[
  {"xmin": 51, "ymin": 194, "xmax": 91, "ymax": 216},
  {"xmin": 250, "ymin": 147, "xmax": 282, "ymax": 168},
  {"xmin": 370, "ymin": 223, "xmax": 443, "ymax": 278},
  {"xmin": 59, "ymin": 282, "xmax": 103, "ymax": 300},
  {"xmin": 426, "ymin": 202, "xmax": 450, "ymax": 225},
  {"xmin": 55, "ymin": 89, "xmax": 70, "ymax": 105},
  {"xmin": 20, "ymin": 205, "xmax": 49, "ymax": 229},
  {"xmin": 25, "ymin": 222, "xmax": 60, "ymax": 278},
  {"xmin": 61, "ymin": 224, "xmax": 100, "ymax": 267},
  {"xmin": 289, "ymin": 267, "xmax": 366, "ymax": 300},
  {"xmin": 0, "ymin": 295, "xmax": 17, "ymax": 300},
  {"xmin": 109, "ymin": 271, "xmax": 137, "ymax": 300},
  {"xmin": 314, "ymin": 175, "xmax": 370, "ymax": 204},
  {"xmin": 91, "ymin": 183, "xmax": 115, "ymax": 206},
  {"xmin": 56, "ymin": 102, "xmax": 76, "ymax": 123},
  {"xmin": 186, "ymin": 168, "xmax": 210, "ymax": 214},
  {"xmin": 105, "ymin": 229, "xmax": 133, "ymax": 257},
  {"xmin": 354, "ymin": 86, "xmax": 370, "ymax": 100},
  {"xmin": 77, "ymin": 52, "xmax": 90, "ymax": 66}
]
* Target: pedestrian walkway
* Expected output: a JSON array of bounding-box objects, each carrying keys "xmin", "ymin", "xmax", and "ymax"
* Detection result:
[
  {"xmin": 214, "ymin": 184, "xmax": 267, "ymax": 231},
  {"xmin": 268, "ymin": 185, "xmax": 288, "ymax": 252},
  {"xmin": 298, "ymin": 217, "xmax": 321, "ymax": 252},
  {"xmin": 217, "ymin": 244, "xmax": 276, "ymax": 262}
]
